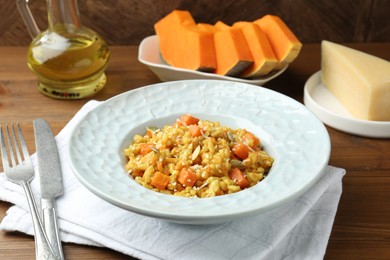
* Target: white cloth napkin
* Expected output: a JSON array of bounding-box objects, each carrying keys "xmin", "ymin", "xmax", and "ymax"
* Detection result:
[{"xmin": 0, "ymin": 100, "xmax": 345, "ymax": 260}]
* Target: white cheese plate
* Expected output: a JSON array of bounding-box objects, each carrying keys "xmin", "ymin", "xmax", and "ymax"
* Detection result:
[{"xmin": 304, "ymin": 71, "xmax": 390, "ymax": 138}]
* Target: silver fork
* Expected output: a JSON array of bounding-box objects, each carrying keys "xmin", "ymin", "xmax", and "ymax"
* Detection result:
[{"xmin": 0, "ymin": 123, "xmax": 60, "ymax": 260}]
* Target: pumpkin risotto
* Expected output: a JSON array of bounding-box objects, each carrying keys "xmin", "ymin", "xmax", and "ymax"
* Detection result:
[{"xmin": 124, "ymin": 114, "xmax": 274, "ymax": 198}]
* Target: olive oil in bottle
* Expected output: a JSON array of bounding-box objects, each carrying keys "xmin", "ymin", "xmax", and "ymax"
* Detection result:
[
  {"xmin": 27, "ymin": 27, "xmax": 110, "ymax": 99},
  {"xmin": 18, "ymin": 0, "xmax": 110, "ymax": 99}
]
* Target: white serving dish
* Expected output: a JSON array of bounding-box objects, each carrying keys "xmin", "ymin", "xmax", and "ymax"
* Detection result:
[
  {"xmin": 68, "ymin": 79, "xmax": 330, "ymax": 224},
  {"xmin": 138, "ymin": 35, "xmax": 287, "ymax": 85}
]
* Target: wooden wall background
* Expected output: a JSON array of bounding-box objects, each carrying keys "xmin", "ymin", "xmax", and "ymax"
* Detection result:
[{"xmin": 1, "ymin": 0, "xmax": 389, "ymax": 46}]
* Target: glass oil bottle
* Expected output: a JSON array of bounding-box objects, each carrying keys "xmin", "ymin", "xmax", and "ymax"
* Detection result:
[{"xmin": 17, "ymin": 0, "xmax": 110, "ymax": 99}]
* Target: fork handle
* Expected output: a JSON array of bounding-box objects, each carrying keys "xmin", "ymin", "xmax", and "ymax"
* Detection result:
[{"xmin": 21, "ymin": 181, "xmax": 60, "ymax": 260}]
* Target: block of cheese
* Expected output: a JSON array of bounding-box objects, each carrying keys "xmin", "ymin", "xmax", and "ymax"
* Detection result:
[{"xmin": 321, "ymin": 40, "xmax": 390, "ymax": 121}]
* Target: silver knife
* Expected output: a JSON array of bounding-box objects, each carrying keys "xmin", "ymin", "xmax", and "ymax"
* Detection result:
[{"xmin": 34, "ymin": 119, "xmax": 65, "ymax": 260}]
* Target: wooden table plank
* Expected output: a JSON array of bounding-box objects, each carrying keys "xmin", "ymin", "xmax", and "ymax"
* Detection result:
[{"xmin": 0, "ymin": 44, "xmax": 389, "ymax": 259}]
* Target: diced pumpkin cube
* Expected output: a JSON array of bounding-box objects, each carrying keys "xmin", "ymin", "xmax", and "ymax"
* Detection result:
[
  {"xmin": 189, "ymin": 125, "xmax": 202, "ymax": 137},
  {"xmin": 229, "ymin": 168, "xmax": 249, "ymax": 189},
  {"xmin": 180, "ymin": 114, "xmax": 200, "ymax": 125},
  {"xmin": 231, "ymin": 142, "xmax": 249, "ymax": 159},
  {"xmin": 139, "ymin": 143, "xmax": 153, "ymax": 156},
  {"xmin": 151, "ymin": 172, "xmax": 170, "ymax": 190},
  {"xmin": 178, "ymin": 168, "xmax": 197, "ymax": 187}
]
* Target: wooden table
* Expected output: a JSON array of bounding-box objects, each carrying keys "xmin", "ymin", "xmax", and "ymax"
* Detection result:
[{"xmin": 0, "ymin": 44, "xmax": 389, "ymax": 259}]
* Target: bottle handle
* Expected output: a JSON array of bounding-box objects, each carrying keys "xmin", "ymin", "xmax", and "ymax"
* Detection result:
[{"xmin": 16, "ymin": 0, "xmax": 41, "ymax": 38}]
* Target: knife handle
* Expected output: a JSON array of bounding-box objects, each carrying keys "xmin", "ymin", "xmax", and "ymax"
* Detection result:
[
  {"xmin": 42, "ymin": 199, "xmax": 64, "ymax": 260},
  {"xmin": 21, "ymin": 182, "xmax": 60, "ymax": 260}
]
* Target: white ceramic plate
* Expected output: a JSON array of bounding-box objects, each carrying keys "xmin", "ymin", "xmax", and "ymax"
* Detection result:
[
  {"xmin": 138, "ymin": 35, "xmax": 288, "ymax": 85},
  {"xmin": 68, "ymin": 80, "xmax": 330, "ymax": 225},
  {"xmin": 304, "ymin": 71, "xmax": 390, "ymax": 138}
]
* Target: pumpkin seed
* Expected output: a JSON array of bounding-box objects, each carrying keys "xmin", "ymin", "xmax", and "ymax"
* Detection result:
[
  {"xmin": 150, "ymin": 146, "xmax": 160, "ymax": 153},
  {"xmin": 230, "ymin": 159, "xmax": 244, "ymax": 169},
  {"xmin": 146, "ymin": 126, "xmax": 159, "ymax": 131}
]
